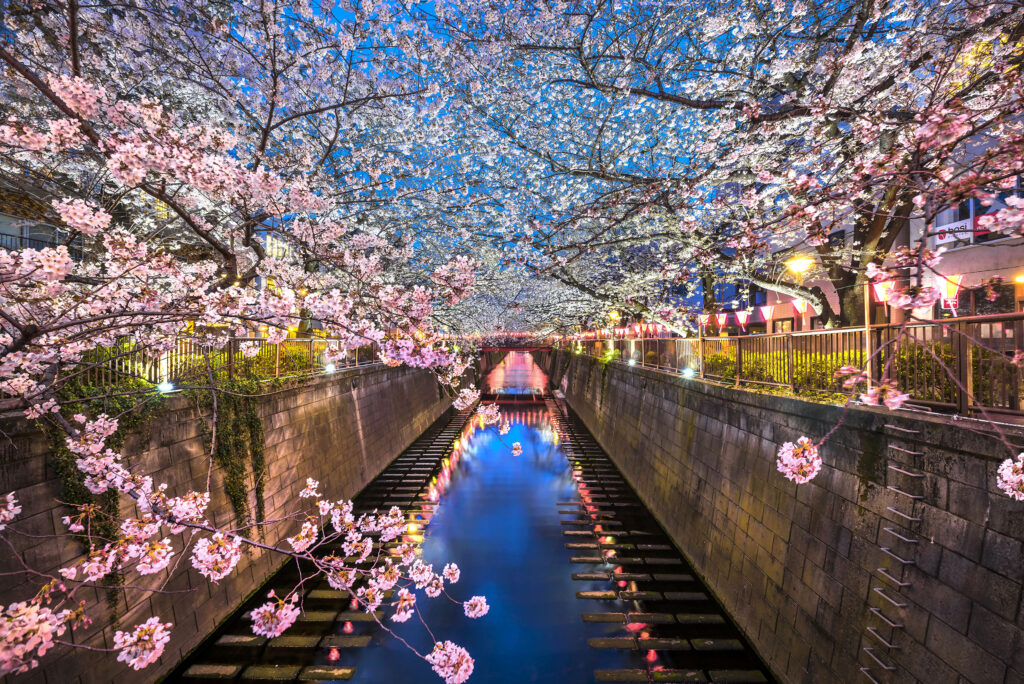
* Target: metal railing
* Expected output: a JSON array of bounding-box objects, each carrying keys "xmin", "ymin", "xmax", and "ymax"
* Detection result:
[
  {"xmin": 563, "ymin": 312, "xmax": 1024, "ymax": 418},
  {"xmin": 76, "ymin": 337, "xmax": 381, "ymax": 388}
]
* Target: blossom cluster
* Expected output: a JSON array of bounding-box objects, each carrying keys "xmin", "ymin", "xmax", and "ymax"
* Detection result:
[
  {"xmin": 776, "ymin": 438, "xmax": 822, "ymax": 484},
  {"xmin": 997, "ymin": 453, "xmax": 1024, "ymax": 501}
]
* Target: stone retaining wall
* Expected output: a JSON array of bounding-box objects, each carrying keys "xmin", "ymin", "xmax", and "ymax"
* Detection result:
[
  {"xmin": 0, "ymin": 364, "xmax": 450, "ymax": 684},
  {"xmin": 536, "ymin": 350, "xmax": 1024, "ymax": 684}
]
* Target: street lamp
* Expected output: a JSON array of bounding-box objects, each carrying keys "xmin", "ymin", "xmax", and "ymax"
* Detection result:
[{"xmin": 786, "ymin": 256, "xmax": 815, "ymax": 285}]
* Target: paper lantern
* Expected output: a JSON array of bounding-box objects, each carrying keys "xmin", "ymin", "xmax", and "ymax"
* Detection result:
[
  {"xmin": 759, "ymin": 305, "xmax": 775, "ymax": 321},
  {"xmin": 715, "ymin": 313, "xmax": 729, "ymax": 328},
  {"xmin": 940, "ymin": 274, "xmax": 963, "ymax": 308},
  {"xmin": 792, "ymin": 300, "xmax": 809, "ymax": 315},
  {"xmin": 735, "ymin": 310, "xmax": 750, "ymax": 329}
]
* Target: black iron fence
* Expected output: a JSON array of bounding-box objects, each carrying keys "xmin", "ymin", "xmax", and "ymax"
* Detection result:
[
  {"xmin": 75, "ymin": 337, "xmax": 380, "ymax": 389},
  {"xmin": 563, "ymin": 313, "xmax": 1024, "ymax": 418}
]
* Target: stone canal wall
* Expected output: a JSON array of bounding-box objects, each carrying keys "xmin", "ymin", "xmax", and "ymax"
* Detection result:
[
  {"xmin": 0, "ymin": 364, "xmax": 450, "ymax": 684},
  {"xmin": 536, "ymin": 350, "xmax": 1024, "ymax": 684}
]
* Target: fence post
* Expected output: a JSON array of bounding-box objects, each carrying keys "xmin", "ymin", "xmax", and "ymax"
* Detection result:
[
  {"xmin": 698, "ymin": 337, "xmax": 705, "ymax": 379},
  {"xmin": 956, "ymin": 321, "xmax": 974, "ymax": 415},
  {"xmin": 275, "ymin": 343, "xmax": 280, "ymax": 379},
  {"xmin": 735, "ymin": 337, "xmax": 743, "ymax": 387},
  {"xmin": 227, "ymin": 338, "xmax": 234, "ymax": 380},
  {"xmin": 309, "ymin": 339, "xmax": 314, "ymax": 373},
  {"xmin": 787, "ymin": 334, "xmax": 796, "ymax": 391}
]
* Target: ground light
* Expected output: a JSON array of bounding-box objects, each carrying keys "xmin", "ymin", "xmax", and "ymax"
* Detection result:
[
  {"xmin": 628, "ymin": 359, "xmax": 636, "ymax": 366},
  {"xmin": 682, "ymin": 367, "xmax": 695, "ymax": 378},
  {"xmin": 325, "ymin": 362, "xmax": 336, "ymax": 373},
  {"xmin": 157, "ymin": 381, "xmax": 175, "ymax": 393}
]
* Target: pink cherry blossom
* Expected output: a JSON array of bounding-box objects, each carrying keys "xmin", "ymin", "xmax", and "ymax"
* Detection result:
[
  {"xmin": 191, "ymin": 533, "xmax": 242, "ymax": 583},
  {"xmin": 463, "ymin": 596, "xmax": 489, "ymax": 619},
  {"xmin": 113, "ymin": 617, "xmax": 172, "ymax": 670},
  {"xmin": 997, "ymin": 454, "xmax": 1024, "ymax": 501},
  {"xmin": 249, "ymin": 592, "xmax": 300, "ymax": 638},
  {"xmin": 391, "ymin": 588, "xmax": 417, "ymax": 623},
  {"xmin": 776, "ymin": 438, "xmax": 822, "ymax": 484},
  {"xmin": 425, "ymin": 641, "xmax": 475, "ymax": 684},
  {"xmin": 0, "ymin": 493, "xmax": 20, "ymax": 531}
]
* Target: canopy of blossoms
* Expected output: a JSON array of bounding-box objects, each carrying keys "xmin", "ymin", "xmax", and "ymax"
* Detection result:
[{"xmin": 0, "ymin": 0, "xmax": 1022, "ymax": 681}]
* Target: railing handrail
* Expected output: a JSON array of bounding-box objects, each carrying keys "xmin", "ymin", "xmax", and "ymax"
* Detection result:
[{"xmin": 564, "ymin": 315, "xmax": 1024, "ymax": 418}]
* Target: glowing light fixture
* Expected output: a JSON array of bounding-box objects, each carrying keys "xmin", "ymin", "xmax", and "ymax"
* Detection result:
[
  {"xmin": 1016, "ymin": 274, "xmax": 1024, "ymax": 284},
  {"xmin": 697, "ymin": 314, "xmax": 710, "ymax": 331},
  {"xmin": 325, "ymin": 362, "xmax": 336, "ymax": 373},
  {"xmin": 792, "ymin": 300, "xmax": 809, "ymax": 315},
  {"xmin": 735, "ymin": 310, "xmax": 750, "ymax": 330},
  {"xmin": 628, "ymin": 359, "xmax": 637, "ymax": 366},
  {"xmin": 715, "ymin": 313, "xmax": 729, "ymax": 328},
  {"xmin": 759, "ymin": 305, "xmax": 775, "ymax": 322},
  {"xmin": 682, "ymin": 367, "xmax": 695, "ymax": 378},
  {"xmin": 872, "ymin": 280, "xmax": 896, "ymax": 304},
  {"xmin": 786, "ymin": 256, "xmax": 815, "ymax": 277},
  {"xmin": 157, "ymin": 381, "xmax": 175, "ymax": 393}
]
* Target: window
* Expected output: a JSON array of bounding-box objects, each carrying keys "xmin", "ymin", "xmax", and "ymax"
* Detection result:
[{"xmin": 773, "ymin": 318, "xmax": 794, "ymax": 333}]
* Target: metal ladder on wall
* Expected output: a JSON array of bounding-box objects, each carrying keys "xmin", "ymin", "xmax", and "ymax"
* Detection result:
[{"xmin": 860, "ymin": 424, "xmax": 924, "ymax": 683}]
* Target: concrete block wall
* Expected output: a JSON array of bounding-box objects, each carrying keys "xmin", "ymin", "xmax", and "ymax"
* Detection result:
[
  {"xmin": 537, "ymin": 350, "xmax": 1024, "ymax": 684},
  {"xmin": 0, "ymin": 363, "xmax": 449, "ymax": 684}
]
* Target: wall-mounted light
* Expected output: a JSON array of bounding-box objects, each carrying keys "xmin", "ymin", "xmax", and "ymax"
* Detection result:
[
  {"xmin": 157, "ymin": 381, "xmax": 175, "ymax": 393},
  {"xmin": 682, "ymin": 367, "xmax": 695, "ymax": 378},
  {"xmin": 325, "ymin": 362, "xmax": 336, "ymax": 373}
]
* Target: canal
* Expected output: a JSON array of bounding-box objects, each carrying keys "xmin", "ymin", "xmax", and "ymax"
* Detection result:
[{"xmin": 176, "ymin": 352, "xmax": 772, "ymax": 683}]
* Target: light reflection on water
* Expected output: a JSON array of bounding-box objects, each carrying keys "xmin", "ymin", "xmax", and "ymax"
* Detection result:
[{"xmin": 347, "ymin": 355, "xmax": 633, "ymax": 683}]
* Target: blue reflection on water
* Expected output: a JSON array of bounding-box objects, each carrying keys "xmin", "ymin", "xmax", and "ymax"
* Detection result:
[{"xmin": 347, "ymin": 406, "xmax": 631, "ymax": 682}]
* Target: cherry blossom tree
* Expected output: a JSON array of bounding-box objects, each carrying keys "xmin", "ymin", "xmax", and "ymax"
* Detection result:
[{"xmin": 0, "ymin": 1, "xmax": 496, "ymax": 679}]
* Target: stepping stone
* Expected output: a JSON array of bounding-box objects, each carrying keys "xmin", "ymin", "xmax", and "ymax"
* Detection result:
[
  {"xmin": 587, "ymin": 637, "xmax": 636, "ymax": 649},
  {"xmin": 241, "ymin": 664, "xmax": 302, "ymax": 680},
  {"xmin": 645, "ymin": 558, "xmax": 684, "ymax": 565},
  {"xmin": 183, "ymin": 664, "xmax": 242, "ymax": 679},
  {"xmin": 612, "ymin": 572, "xmax": 650, "ymax": 581},
  {"xmin": 637, "ymin": 637, "xmax": 691, "ymax": 650},
  {"xmin": 692, "ymin": 638, "xmax": 744, "ymax": 652},
  {"xmin": 321, "ymin": 635, "xmax": 372, "ymax": 648},
  {"xmin": 577, "ymin": 590, "xmax": 618, "ymax": 600},
  {"xmin": 620, "ymin": 591, "xmax": 662, "ymax": 600},
  {"xmin": 268, "ymin": 635, "xmax": 320, "ymax": 649},
  {"xmin": 215, "ymin": 634, "xmax": 266, "ymax": 647},
  {"xmin": 572, "ymin": 572, "xmax": 610, "ymax": 580},
  {"xmin": 297, "ymin": 611, "xmax": 337, "ymax": 622},
  {"xmin": 338, "ymin": 610, "xmax": 382, "ymax": 621},
  {"xmin": 652, "ymin": 671, "xmax": 708, "ymax": 682},
  {"xmin": 677, "ymin": 613, "xmax": 726, "ymax": 625},
  {"xmin": 582, "ymin": 613, "xmax": 626, "ymax": 623},
  {"xmin": 653, "ymin": 574, "xmax": 694, "ymax": 582},
  {"xmin": 595, "ymin": 670, "xmax": 649, "ymax": 682},
  {"xmin": 708, "ymin": 672, "xmax": 767, "ymax": 683},
  {"xmin": 627, "ymin": 612, "xmax": 676, "ymax": 624},
  {"xmin": 299, "ymin": 665, "xmax": 356, "ymax": 680},
  {"xmin": 664, "ymin": 592, "xmax": 709, "ymax": 602},
  {"xmin": 638, "ymin": 544, "xmax": 674, "ymax": 551},
  {"xmin": 570, "ymin": 556, "xmax": 606, "ymax": 564},
  {"xmin": 566, "ymin": 543, "xmax": 599, "ymax": 549}
]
